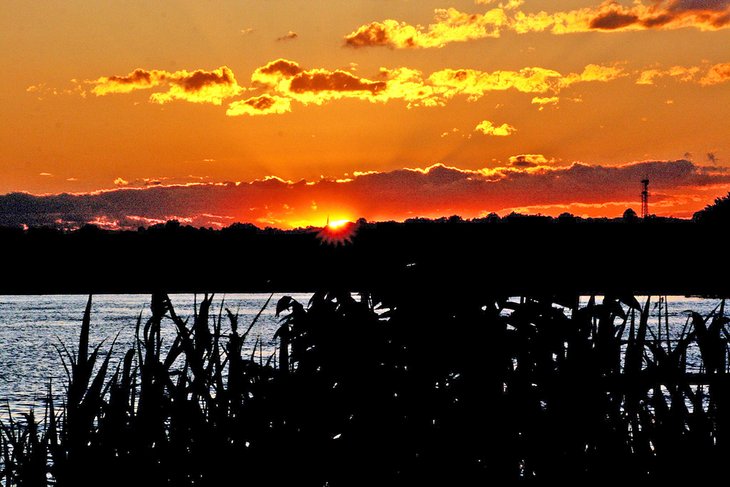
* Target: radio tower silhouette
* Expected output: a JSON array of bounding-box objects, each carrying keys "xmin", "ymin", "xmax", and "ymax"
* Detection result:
[{"xmin": 641, "ymin": 178, "xmax": 649, "ymax": 219}]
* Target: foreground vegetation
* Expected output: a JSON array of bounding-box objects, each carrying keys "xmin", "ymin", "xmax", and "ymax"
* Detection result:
[{"xmin": 1, "ymin": 290, "xmax": 729, "ymax": 485}]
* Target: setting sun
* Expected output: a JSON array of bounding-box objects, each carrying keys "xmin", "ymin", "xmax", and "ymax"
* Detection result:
[
  {"xmin": 317, "ymin": 217, "xmax": 358, "ymax": 245},
  {"xmin": 327, "ymin": 219, "xmax": 350, "ymax": 230}
]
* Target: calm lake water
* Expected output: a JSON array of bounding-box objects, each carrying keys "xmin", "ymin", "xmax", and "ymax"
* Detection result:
[{"xmin": 0, "ymin": 294, "xmax": 724, "ymax": 418}]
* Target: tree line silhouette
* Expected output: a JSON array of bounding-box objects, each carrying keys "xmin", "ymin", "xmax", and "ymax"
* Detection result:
[{"xmin": 1, "ymin": 192, "xmax": 730, "ymax": 294}]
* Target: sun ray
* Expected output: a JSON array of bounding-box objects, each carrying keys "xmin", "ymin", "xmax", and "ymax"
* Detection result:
[{"xmin": 316, "ymin": 217, "xmax": 357, "ymax": 245}]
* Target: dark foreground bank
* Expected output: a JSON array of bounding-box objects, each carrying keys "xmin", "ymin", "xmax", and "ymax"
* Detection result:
[
  {"xmin": 1, "ymin": 290, "xmax": 729, "ymax": 486},
  {"xmin": 2, "ymin": 217, "xmax": 730, "ymax": 295}
]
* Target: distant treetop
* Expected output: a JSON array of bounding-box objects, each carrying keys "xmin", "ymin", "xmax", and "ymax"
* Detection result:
[
  {"xmin": 623, "ymin": 208, "xmax": 639, "ymax": 222},
  {"xmin": 693, "ymin": 192, "xmax": 730, "ymax": 223}
]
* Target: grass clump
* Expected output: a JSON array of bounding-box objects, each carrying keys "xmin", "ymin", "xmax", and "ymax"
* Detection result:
[{"xmin": 1, "ymin": 291, "xmax": 729, "ymax": 485}]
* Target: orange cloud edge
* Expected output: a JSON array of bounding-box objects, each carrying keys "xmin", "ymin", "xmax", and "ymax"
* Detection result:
[
  {"xmin": 343, "ymin": 0, "xmax": 730, "ymax": 50},
  {"xmin": 32, "ymin": 58, "xmax": 728, "ymax": 120},
  {"xmin": 2, "ymin": 160, "xmax": 729, "ymax": 231}
]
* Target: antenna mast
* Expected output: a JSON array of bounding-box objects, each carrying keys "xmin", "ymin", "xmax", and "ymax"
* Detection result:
[{"xmin": 641, "ymin": 178, "xmax": 649, "ymax": 219}]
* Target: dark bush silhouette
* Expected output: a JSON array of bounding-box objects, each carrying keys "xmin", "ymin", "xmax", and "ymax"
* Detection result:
[
  {"xmin": 1, "ymin": 291, "xmax": 729, "ymax": 485},
  {"xmin": 623, "ymin": 207, "xmax": 638, "ymax": 222},
  {"xmin": 694, "ymin": 192, "xmax": 730, "ymax": 223},
  {"xmin": 7, "ymin": 215, "xmax": 725, "ymax": 295}
]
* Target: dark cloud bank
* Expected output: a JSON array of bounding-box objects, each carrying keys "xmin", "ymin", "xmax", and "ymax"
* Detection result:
[{"xmin": 1, "ymin": 160, "xmax": 728, "ymax": 229}]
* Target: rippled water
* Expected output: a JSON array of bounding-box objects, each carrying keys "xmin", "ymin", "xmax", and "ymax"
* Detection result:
[
  {"xmin": 0, "ymin": 293, "xmax": 312, "ymax": 417},
  {"xmin": 0, "ymin": 294, "xmax": 725, "ymax": 418}
]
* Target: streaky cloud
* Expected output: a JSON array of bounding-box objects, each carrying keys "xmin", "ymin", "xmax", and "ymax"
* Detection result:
[
  {"xmin": 88, "ymin": 66, "xmax": 244, "ymax": 105},
  {"xmin": 226, "ymin": 94, "xmax": 292, "ymax": 116},
  {"xmin": 241, "ymin": 58, "xmax": 624, "ymax": 113},
  {"xmin": 344, "ymin": 1, "xmax": 730, "ymax": 49},
  {"xmin": 700, "ymin": 62, "xmax": 730, "ymax": 85},
  {"xmin": 636, "ymin": 62, "xmax": 730, "ymax": 85}
]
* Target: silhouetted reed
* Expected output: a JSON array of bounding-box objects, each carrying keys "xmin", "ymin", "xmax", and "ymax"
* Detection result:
[{"xmin": 1, "ymin": 291, "xmax": 729, "ymax": 485}]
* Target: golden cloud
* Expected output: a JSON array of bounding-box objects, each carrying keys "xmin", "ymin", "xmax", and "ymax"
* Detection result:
[
  {"xmin": 376, "ymin": 67, "xmax": 444, "ymax": 107},
  {"xmin": 700, "ymin": 62, "xmax": 730, "ymax": 85},
  {"xmin": 250, "ymin": 58, "xmax": 305, "ymax": 97},
  {"xmin": 531, "ymin": 96, "xmax": 559, "ymax": 106},
  {"xmin": 509, "ymin": 154, "xmax": 551, "ymax": 167},
  {"xmin": 150, "ymin": 67, "xmax": 243, "ymax": 105},
  {"xmin": 345, "ymin": 1, "xmax": 730, "ymax": 49},
  {"xmin": 635, "ymin": 62, "xmax": 730, "ymax": 85},
  {"xmin": 636, "ymin": 65, "xmax": 701, "ymax": 84},
  {"xmin": 637, "ymin": 68, "xmax": 666, "ymax": 85},
  {"xmin": 249, "ymin": 61, "xmax": 438, "ymax": 107},
  {"xmin": 344, "ymin": 7, "xmax": 510, "ymax": 49},
  {"xmin": 475, "ymin": 120, "xmax": 516, "ymax": 136},
  {"xmin": 89, "ymin": 66, "xmax": 244, "ymax": 105},
  {"xmin": 226, "ymin": 94, "xmax": 292, "ymax": 116},
  {"xmin": 287, "ymin": 69, "xmax": 388, "ymax": 105},
  {"xmin": 426, "ymin": 63, "xmax": 623, "ymax": 101},
  {"xmin": 90, "ymin": 68, "xmax": 164, "ymax": 95},
  {"xmin": 80, "ymin": 58, "xmax": 628, "ymax": 116},
  {"xmin": 584, "ymin": 0, "xmax": 730, "ymax": 32},
  {"xmin": 560, "ymin": 64, "xmax": 627, "ymax": 86},
  {"xmin": 429, "ymin": 67, "xmax": 563, "ymax": 98},
  {"xmin": 244, "ymin": 59, "xmax": 622, "ymax": 112},
  {"xmin": 251, "ymin": 63, "xmax": 392, "ymax": 106}
]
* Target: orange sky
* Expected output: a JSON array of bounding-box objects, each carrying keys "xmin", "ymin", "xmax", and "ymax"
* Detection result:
[{"xmin": 2, "ymin": 0, "xmax": 730, "ymax": 228}]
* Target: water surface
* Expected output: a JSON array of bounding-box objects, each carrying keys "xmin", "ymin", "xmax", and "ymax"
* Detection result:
[{"xmin": 0, "ymin": 293, "xmax": 724, "ymax": 417}]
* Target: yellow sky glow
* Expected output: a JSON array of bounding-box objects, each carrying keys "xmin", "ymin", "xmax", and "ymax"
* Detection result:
[{"xmin": 2, "ymin": 0, "xmax": 730, "ymax": 227}]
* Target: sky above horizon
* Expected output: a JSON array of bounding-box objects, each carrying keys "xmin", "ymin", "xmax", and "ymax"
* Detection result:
[{"xmin": 2, "ymin": 0, "xmax": 730, "ymax": 228}]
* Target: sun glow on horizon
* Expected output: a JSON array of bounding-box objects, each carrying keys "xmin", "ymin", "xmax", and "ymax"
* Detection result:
[
  {"xmin": 326, "ymin": 218, "xmax": 350, "ymax": 230},
  {"xmin": 317, "ymin": 217, "xmax": 358, "ymax": 245}
]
